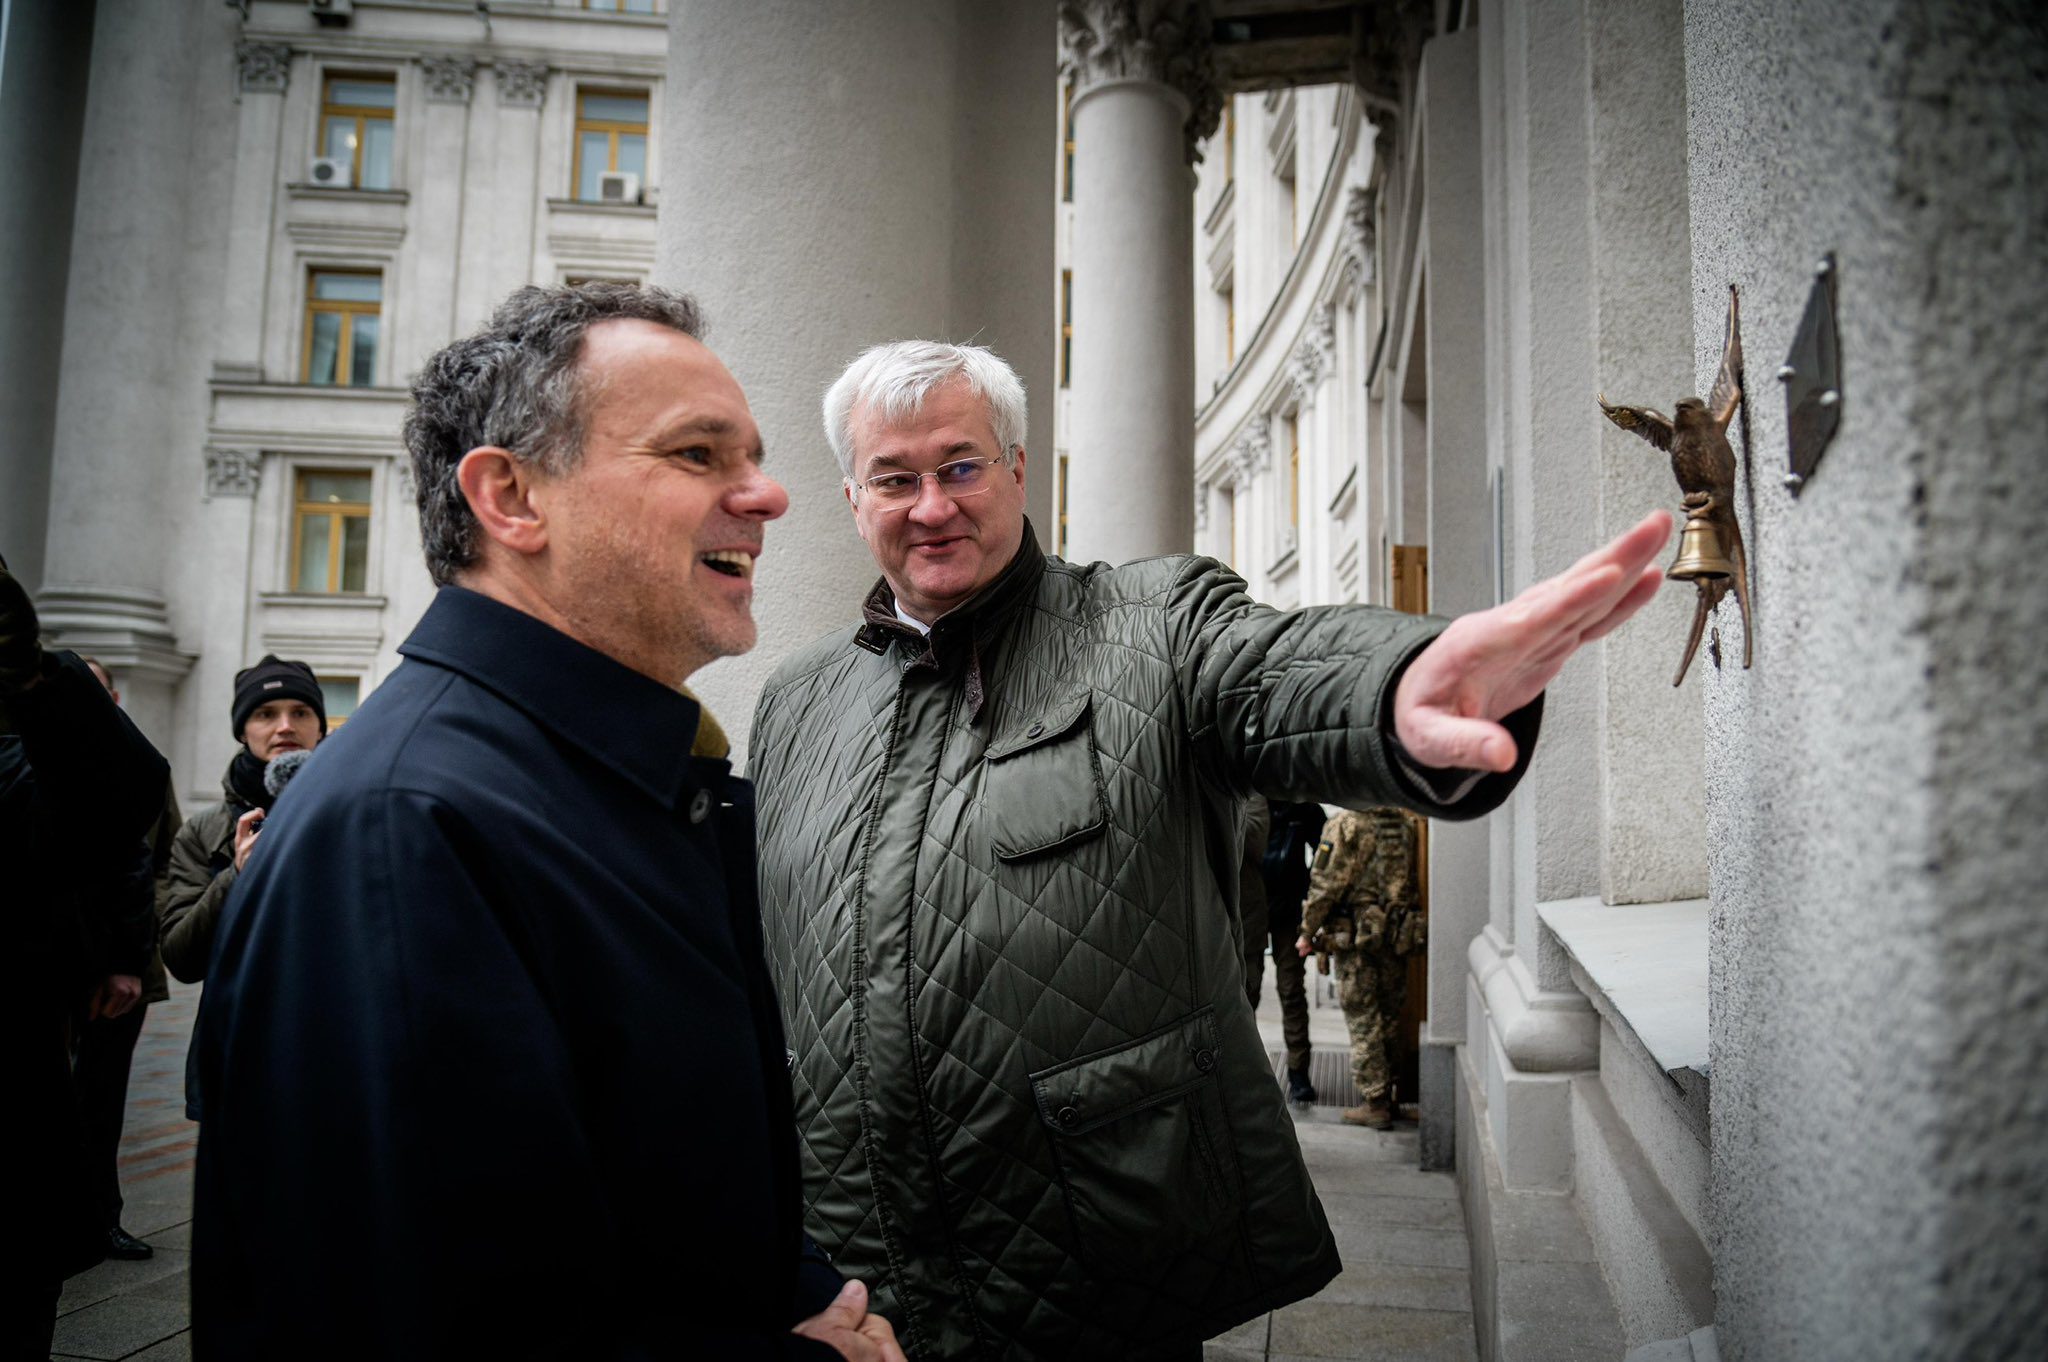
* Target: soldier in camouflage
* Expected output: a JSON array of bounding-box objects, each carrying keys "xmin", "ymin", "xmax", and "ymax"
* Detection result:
[{"xmin": 1296, "ymin": 806, "xmax": 1425, "ymax": 1129}]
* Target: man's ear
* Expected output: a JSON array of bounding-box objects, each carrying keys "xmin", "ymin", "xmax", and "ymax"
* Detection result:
[
  {"xmin": 457, "ymin": 447, "xmax": 549, "ymax": 557},
  {"xmin": 1010, "ymin": 445, "xmax": 1027, "ymax": 496}
]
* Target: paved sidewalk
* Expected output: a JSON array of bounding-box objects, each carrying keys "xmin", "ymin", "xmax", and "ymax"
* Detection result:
[
  {"xmin": 1209, "ymin": 961, "xmax": 1478, "ymax": 1361},
  {"xmin": 53, "ymin": 981, "xmax": 199, "ymax": 1361},
  {"xmin": 52, "ymin": 965, "xmax": 1473, "ymax": 1361}
]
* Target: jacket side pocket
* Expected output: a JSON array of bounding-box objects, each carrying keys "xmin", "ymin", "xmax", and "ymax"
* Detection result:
[{"xmin": 1030, "ymin": 1007, "xmax": 1243, "ymax": 1288}]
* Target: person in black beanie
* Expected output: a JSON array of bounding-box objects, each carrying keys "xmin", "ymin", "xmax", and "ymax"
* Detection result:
[{"xmin": 158, "ymin": 656, "xmax": 326, "ymax": 992}]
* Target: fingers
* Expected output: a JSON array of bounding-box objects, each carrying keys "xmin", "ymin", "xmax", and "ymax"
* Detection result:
[
  {"xmin": 1404, "ymin": 708, "xmax": 1517, "ymax": 774},
  {"xmin": 857, "ymin": 1314, "xmax": 909, "ymax": 1362},
  {"xmin": 816, "ymin": 1278, "xmax": 868, "ymax": 1330},
  {"xmin": 1578, "ymin": 564, "xmax": 1666, "ymax": 644}
]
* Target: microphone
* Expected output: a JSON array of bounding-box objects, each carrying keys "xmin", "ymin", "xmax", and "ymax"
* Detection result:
[{"xmin": 263, "ymin": 748, "xmax": 313, "ymax": 802}]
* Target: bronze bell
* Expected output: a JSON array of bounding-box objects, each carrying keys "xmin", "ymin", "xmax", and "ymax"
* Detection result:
[{"xmin": 1667, "ymin": 512, "xmax": 1735, "ymax": 582}]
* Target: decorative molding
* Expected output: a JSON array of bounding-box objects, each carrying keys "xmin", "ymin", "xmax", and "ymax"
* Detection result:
[
  {"xmin": 420, "ymin": 55, "xmax": 476, "ymax": 104},
  {"xmin": 1345, "ymin": 184, "xmax": 1377, "ymax": 265},
  {"xmin": 1057, "ymin": 0, "xmax": 1222, "ymax": 165},
  {"xmin": 495, "ymin": 59, "xmax": 548, "ymax": 108},
  {"xmin": 392, "ymin": 456, "xmax": 415, "ymax": 499},
  {"xmin": 236, "ymin": 41, "xmax": 292, "ymax": 94},
  {"xmin": 205, "ymin": 447, "xmax": 262, "ymax": 498},
  {"xmin": 1194, "ymin": 482, "xmax": 1209, "ymax": 534},
  {"xmin": 1230, "ymin": 423, "xmax": 1271, "ymax": 484},
  {"xmin": 1288, "ymin": 305, "xmax": 1335, "ymax": 406}
]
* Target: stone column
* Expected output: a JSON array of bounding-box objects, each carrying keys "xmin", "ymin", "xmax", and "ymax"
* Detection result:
[
  {"xmin": 210, "ymin": 41, "xmax": 291, "ymax": 380},
  {"xmin": 0, "ymin": 0, "xmax": 95, "ymax": 594},
  {"xmin": 1060, "ymin": 0, "xmax": 1221, "ymax": 565},
  {"xmin": 39, "ymin": 0, "xmax": 230, "ymax": 743},
  {"xmin": 395, "ymin": 56, "xmax": 475, "ymax": 372},
  {"xmin": 658, "ymin": 0, "xmax": 1053, "ymax": 766}
]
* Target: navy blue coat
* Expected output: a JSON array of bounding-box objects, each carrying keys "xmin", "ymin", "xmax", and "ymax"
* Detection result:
[{"xmin": 194, "ymin": 587, "xmax": 838, "ymax": 1360}]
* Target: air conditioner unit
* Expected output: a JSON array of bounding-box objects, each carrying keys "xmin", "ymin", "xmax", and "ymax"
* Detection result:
[
  {"xmin": 308, "ymin": 156, "xmax": 352, "ymax": 190},
  {"xmin": 597, "ymin": 171, "xmax": 642, "ymax": 206},
  {"xmin": 308, "ymin": 0, "xmax": 354, "ymax": 25}
]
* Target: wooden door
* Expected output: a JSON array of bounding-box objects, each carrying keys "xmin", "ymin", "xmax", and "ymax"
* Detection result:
[{"xmin": 1390, "ymin": 545, "xmax": 1429, "ymax": 1107}]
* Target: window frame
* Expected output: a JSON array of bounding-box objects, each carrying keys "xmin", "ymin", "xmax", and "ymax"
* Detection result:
[
  {"xmin": 318, "ymin": 69, "xmax": 397, "ymax": 191},
  {"xmin": 1060, "ymin": 269, "xmax": 1074, "ymax": 389},
  {"xmin": 301, "ymin": 267, "xmax": 383, "ymax": 387},
  {"xmin": 289, "ymin": 467, "xmax": 376, "ymax": 595},
  {"xmin": 572, "ymin": 86, "xmax": 650, "ymax": 202}
]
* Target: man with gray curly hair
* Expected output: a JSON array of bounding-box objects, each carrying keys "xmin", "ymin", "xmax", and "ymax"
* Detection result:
[
  {"xmin": 194, "ymin": 284, "xmax": 903, "ymax": 1362},
  {"xmin": 752, "ymin": 339, "xmax": 1672, "ymax": 1358}
]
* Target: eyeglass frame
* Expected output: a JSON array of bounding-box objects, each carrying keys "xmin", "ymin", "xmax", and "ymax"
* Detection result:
[{"xmin": 846, "ymin": 447, "xmax": 1020, "ymax": 509}]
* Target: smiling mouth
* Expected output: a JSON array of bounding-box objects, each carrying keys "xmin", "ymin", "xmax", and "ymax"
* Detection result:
[{"xmin": 701, "ymin": 549, "xmax": 756, "ymax": 580}]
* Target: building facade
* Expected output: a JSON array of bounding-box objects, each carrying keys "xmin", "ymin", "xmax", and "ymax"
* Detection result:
[
  {"xmin": 6, "ymin": 2, "xmax": 2042, "ymax": 1358},
  {"xmin": 5, "ymin": 0, "xmax": 667, "ymax": 803}
]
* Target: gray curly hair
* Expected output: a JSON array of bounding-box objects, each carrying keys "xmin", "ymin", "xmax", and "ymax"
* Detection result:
[{"xmin": 403, "ymin": 282, "xmax": 706, "ymax": 586}]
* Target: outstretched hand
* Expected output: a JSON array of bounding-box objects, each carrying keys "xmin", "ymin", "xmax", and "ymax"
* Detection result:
[{"xmin": 1392, "ymin": 510, "xmax": 1672, "ymax": 774}]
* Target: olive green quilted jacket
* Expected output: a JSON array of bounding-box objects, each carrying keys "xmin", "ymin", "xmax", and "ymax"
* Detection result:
[{"xmin": 751, "ymin": 531, "xmax": 1535, "ymax": 1360}]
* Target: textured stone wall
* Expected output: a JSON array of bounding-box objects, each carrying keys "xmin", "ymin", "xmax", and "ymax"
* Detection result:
[{"xmin": 1689, "ymin": 2, "xmax": 2048, "ymax": 1356}]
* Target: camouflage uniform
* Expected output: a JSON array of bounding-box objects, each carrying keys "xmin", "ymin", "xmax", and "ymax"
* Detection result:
[{"xmin": 1299, "ymin": 807, "xmax": 1424, "ymax": 1107}]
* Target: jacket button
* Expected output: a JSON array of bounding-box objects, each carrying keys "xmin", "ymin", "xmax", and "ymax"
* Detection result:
[
  {"xmin": 1056, "ymin": 1105, "xmax": 1079, "ymax": 1128},
  {"xmin": 1193, "ymin": 1048, "xmax": 1217, "ymax": 1074},
  {"xmin": 688, "ymin": 789, "xmax": 713, "ymax": 824},
  {"xmin": 1027, "ymin": 721, "xmax": 1045, "ymax": 738}
]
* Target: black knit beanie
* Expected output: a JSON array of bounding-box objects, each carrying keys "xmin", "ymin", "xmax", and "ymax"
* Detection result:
[{"xmin": 230, "ymin": 655, "xmax": 328, "ymax": 742}]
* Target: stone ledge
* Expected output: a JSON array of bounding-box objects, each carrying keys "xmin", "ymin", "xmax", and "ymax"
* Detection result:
[{"xmin": 1537, "ymin": 898, "xmax": 1707, "ymax": 1077}]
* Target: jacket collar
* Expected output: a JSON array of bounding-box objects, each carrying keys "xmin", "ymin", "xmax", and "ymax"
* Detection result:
[
  {"xmin": 854, "ymin": 521, "xmax": 1046, "ymax": 722},
  {"xmin": 399, "ymin": 586, "xmax": 707, "ymax": 810}
]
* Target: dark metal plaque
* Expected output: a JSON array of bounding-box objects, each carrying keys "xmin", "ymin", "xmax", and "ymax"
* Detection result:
[{"xmin": 1776, "ymin": 254, "xmax": 1841, "ymax": 494}]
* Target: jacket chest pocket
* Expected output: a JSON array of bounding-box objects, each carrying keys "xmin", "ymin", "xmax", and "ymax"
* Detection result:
[{"xmin": 982, "ymin": 692, "xmax": 1107, "ymax": 862}]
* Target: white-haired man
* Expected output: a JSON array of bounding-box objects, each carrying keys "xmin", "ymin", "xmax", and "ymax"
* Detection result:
[{"xmin": 749, "ymin": 340, "xmax": 1669, "ymax": 1360}]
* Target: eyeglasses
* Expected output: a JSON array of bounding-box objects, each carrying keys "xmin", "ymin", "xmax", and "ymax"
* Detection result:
[{"xmin": 851, "ymin": 453, "xmax": 1012, "ymax": 510}]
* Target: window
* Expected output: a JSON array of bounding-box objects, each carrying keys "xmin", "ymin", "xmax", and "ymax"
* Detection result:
[
  {"xmin": 1286, "ymin": 413, "xmax": 1300, "ymax": 527},
  {"xmin": 320, "ymin": 72, "xmax": 395, "ymax": 190},
  {"xmin": 319, "ymin": 676, "xmax": 361, "ymax": 730},
  {"xmin": 575, "ymin": 89, "xmax": 648, "ymax": 201},
  {"xmin": 585, "ymin": 0, "xmax": 658, "ymax": 11},
  {"xmin": 1058, "ymin": 455, "xmax": 1070, "ymax": 556},
  {"xmin": 1060, "ymin": 270, "xmax": 1073, "ymax": 389},
  {"xmin": 1062, "ymin": 80, "xmax": 1075, "ymax": 203},
  {"xmin": 1223, "ymin": 99, "xmax": 1235, "ymax": 187},
  {"xmin": 1223, "ymin": 280, "xmax": 1236, "ymax": 367},
  {"xmin": 292, "ymin": 470, "xmax": 373, "ymax": 594},
  {"xmin": 303, "ymin": 270, "xmax": 381, "ymax": 386}
]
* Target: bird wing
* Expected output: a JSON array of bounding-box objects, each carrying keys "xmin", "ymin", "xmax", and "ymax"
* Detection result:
[
  {"xmin": 1597, "ymin": 394, "xmax": 1674, "ymax": 452},
  {"xmin": 1709, "ymin": 283, "xmax": 1743, "ymax": 428}
]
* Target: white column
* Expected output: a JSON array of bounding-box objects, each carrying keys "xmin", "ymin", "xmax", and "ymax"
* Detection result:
[
  {"xmin": 39, "ymin": 0, "xmax": 227, "ymax": 742},
  {"xmin": 657, "ymin": 0, "xmax": 1054, "ymax": 766},
  {"xmin": 396, "ymin": 57, "xmax": 475, "ymax": 373},
  {"xmin": 1060, "ymin": 0, "xmax": 1219, "ymax": 565},
  {"xmin": 211, "ymin": 42, "xmax": 289, "ymax": 380}
]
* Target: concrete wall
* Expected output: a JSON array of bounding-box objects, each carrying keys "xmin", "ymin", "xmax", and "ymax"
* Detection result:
[
  {"xmin": 660, "ymin": 0, "xmax": 1053, "ymax": 766},
  {"xmin": 1689, "ymin": 2, "xmax": 2048, "ymax": 1356},
  {"xmin": 0, "ymin": 0, "xmax": 95, "ymax": 595}
]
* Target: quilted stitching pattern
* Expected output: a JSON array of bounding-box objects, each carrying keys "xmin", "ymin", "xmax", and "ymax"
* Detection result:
[{"xmin": 752, "ymin": 553, "xmax": 1449, "ymax": 1360}]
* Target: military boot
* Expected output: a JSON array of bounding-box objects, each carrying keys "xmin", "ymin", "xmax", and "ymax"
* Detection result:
[
  {"xmin": 1340, "ymin": 1097, "xmax": 1394, "ymax": 1130},
  {"xmin": 1285, "ymin": 1067, "xmax": 1317, "ymax": 1106}
]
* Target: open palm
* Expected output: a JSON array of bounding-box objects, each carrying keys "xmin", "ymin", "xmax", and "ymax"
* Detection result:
[{"xmin": 1393, "ymin": 510, "xmax": 1673, "ymax": 774}]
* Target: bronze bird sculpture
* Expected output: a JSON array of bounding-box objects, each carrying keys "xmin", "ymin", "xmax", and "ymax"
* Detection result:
[{"xmin": 1597, "ymin": 285, "xmax": 1753, "ymax": 686}]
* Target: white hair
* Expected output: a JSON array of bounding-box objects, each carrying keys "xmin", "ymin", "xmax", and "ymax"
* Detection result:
[{"xmin": 822, "ymin": 340, "xmax": 1027, "ymax": 478}]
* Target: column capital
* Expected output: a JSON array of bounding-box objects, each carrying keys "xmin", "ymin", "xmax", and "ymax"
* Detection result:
[
  {"xmin": 1058, "ymin": 0, "xmax": 1222, "ymax": 164},
  {"xmin": 421, "ymin": 54, "xmax": 477, "ymax": 105},
  {"xmin": 236, "ymin": 41, "xmax": 292, "ymax": 95},
  {"xmin": 204, "ymin": 447, "xmax": 261, "ymax": 498},
  {"xmin": 495, "ymin": 59, "xmax": 548, "ymax": 109}
]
